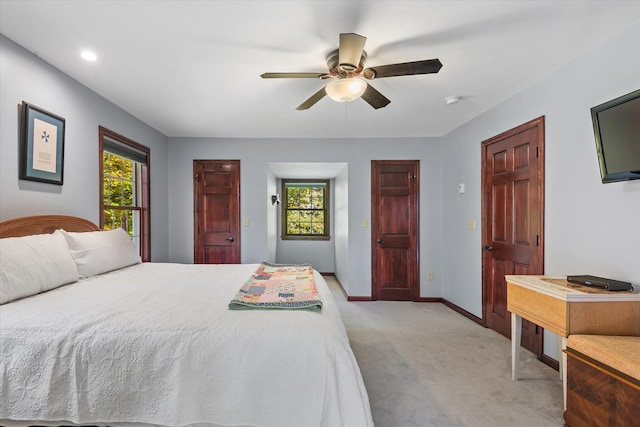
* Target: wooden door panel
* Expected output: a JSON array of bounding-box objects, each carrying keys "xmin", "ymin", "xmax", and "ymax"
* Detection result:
[
  {"xmin": 194, "ymin": 160, "xmax": 240, "ymax": 264},
  {"xmin": 482, "ymin": 117, "xmax": 544, "ymax": 358},
  {"xmin": 379, "ymin": 248, "xmax": 410, "ymax": 287},
  {"xmin": 204, "ymin": 246, "xmax": 234, "ymax": 264},
  {"xmin": 372, "ymin": 160, "xmax": 419, "ymax": 301},
  {"xmin": 513, "ymin": 180, "xmax": 530, "ymax": 245},
  {"xmin": 492, "ymin": 150, "xmax": 508, "ymax": 173},
  {"xmin": 489, "ymin": 258, "xmax": 510, "ymax": 336},
  {"xmin": 380, "ymin": 166, "xmax": 412, "ymax": 186},
  {"xmin": 203, "ymin": 194, "xmax": 231, "ymax": 232},
  {"xmin": 513, "ymin": 143, "xmax": 531, "ymax": 168},
  {"xmin": 491, "ymin": 183, "xmax": 508, "ymax": 242},
  {"xmin": 512, "ymin": 260, "xmax": 538, "ymax": 348},
  {"xmin": 203, "ymin": 170, "xmax": 231, "ymax": 186},
  {"xmin": 381, "ymin": 197, "xmax": 410, "ymax": 234}
]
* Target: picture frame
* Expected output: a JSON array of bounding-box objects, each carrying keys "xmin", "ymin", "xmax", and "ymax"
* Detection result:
[{"xmin": 19, "ymin": 101, "xmax": 66, "ymax": 185}]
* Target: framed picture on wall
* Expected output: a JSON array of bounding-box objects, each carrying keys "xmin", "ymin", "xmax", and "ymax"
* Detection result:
[{"xmin": 19, "ymin": 101, "xmax": 66, "ymax": 185}]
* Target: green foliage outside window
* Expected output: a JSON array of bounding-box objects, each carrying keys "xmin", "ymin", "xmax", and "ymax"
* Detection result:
[
  {"xmin": 102, "ymin": 152, "xmax": 135, "ymax": 234},
  {"xmin": 282, "ymin": 181, "xmax": 329, "ymax": 239}
]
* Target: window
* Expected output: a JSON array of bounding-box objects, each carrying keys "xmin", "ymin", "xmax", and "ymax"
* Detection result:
[
  {"xmin": 99, "ymin": 126, "xmax": 150, "ymax": 261},
  {"xmin": 281, "ymin": 179, "xmax": 330, "ymax": 240}
]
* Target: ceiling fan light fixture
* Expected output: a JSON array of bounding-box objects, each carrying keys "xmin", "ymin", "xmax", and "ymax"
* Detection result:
[
  {"xmin": 325, "ymin": 78, "xmax": 367, "ymax": 103},
  {"xmin": 261, "ymin": 32, "xmax": 443, "ymax": 110}
]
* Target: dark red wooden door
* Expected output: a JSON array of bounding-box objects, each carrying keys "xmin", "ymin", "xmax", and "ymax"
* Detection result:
[
  {"xmin": 482, "ymin": 117, "xmax": 545, "ymax": 356},
  {"xmin": 193, "ymin": 160, "xmax": 240, "ymax": 264},
  {"xmin": 371, "ymin": 160, "xmax": 419, "ymax": 301}
]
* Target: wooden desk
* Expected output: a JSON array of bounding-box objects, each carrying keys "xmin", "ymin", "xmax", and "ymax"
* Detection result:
[{"xmin": 505, "ymin": 275, "xmax": 640, "ymax": 409}]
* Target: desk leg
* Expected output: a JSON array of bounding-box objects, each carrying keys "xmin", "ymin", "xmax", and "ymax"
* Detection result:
[
  {"xmin": 511, "ymin": 312, "xmax": 522, "ymax": 381},
  {"xmin": 561, "ymin": 336, "xmax": 567, "ymax": 411}
]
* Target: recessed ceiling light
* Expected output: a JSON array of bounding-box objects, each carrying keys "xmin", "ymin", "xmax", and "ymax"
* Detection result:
[
  {"xmin": 81, "ymin": 50, "xmax": 97, "ymax": 61},
  {"xmin": 445, "ymin": 96, "xmax": 461, "ymax": 105}
]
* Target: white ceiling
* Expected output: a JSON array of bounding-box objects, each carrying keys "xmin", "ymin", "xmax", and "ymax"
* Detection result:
[{"xmin": 1, "ymin": 1, "xmax": 638, "ymax": 139}]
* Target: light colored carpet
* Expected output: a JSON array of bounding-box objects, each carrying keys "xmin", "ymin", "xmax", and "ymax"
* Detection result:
[{"xmin": 324, "ymin": 276, "xmax": 564, "ymax": 427}]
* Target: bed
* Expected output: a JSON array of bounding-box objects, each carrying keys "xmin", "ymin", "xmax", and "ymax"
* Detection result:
[{"xmin": 0, "ymin": 215, "xmax": 373, "ymax": 427}]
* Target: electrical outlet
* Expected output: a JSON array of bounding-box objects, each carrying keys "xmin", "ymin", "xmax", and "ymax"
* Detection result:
[
  {"xmin": 362, "ymin": 219, "xmax": 368, "ymax": 228},
  {"xmin": 243, "ymin": 218, "xmax": 249, "ymax": 226},
  {"xmin": 427, "ymin": 272, "xmax": 434, "ymax": 281}
]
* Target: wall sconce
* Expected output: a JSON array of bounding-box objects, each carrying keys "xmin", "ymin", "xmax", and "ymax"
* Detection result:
[{"xmin": 271, "ymin": 193, "xmax": 281, "ymax": 206}]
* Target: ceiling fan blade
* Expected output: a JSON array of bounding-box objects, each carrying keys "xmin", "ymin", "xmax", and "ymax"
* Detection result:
[
  {"xmin": 363, "ymin": 59, "xmax": 443, "ymax": 79},
  {"xmin": 338, "ymin": 33, "xmax": 366, "ymax": 71},
  {"xmin": 261, "ymin": 72, "xmax": 328, "ymax": 79},
  {"xmin": 361, "ymin": 83, "xmax": 390, "ymax": 109},
  {"xmin": 296, "ymin": 87, "xmax": 327, "ymax": 110}
]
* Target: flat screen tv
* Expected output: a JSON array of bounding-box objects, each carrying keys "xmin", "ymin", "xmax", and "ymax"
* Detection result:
[{"xmin": 590, "ymin": 89, "xmax": 640, "ymax": 183}]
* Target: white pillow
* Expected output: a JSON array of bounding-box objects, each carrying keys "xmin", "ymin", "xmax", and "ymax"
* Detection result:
[
  {"xmin": 58, "ymin": 228, "xmax": 141, "ymax": 278},
  {"xmin": 0, "ymin": 232, "xmax": 79, "ymax": 304}
]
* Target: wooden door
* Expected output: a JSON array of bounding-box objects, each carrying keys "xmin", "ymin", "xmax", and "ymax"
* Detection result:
[
  {"xmin": 194, "ymin": 160, "xmax": 240, "ymax": 264},
  {"xmin": 482, "ymin": 117, "xmax": 545, "ymax": 357},
  {"xmin": 371, "ymin": 160, "xmax": 419, "ymax": 301}
]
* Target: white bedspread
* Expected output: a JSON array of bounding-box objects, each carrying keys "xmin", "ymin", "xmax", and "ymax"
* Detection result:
[{"xmin": 0, "ymin": 263, "xmax": 372, "ymax": 427}]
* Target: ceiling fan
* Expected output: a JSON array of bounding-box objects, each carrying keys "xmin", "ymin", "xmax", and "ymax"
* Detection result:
[{"xmin": 261, "ymin": 33, "xmax": 443, "ymax": 111}]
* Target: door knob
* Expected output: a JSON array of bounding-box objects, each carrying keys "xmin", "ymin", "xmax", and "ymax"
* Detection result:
[
  {"xmin": 227, "ymin": 237, "xmax": 235, "ymax": 242},
  {"xmin": 377, "ymin": 239, "xmax": 385, "ymax": 244},
  {"xmin": 484, "ymin": 245, "xmax": 493, "ymax": 251}
]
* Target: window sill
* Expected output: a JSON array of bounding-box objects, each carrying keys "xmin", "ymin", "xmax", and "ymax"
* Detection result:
[{"xmin": 281, "ymin": 235, "xmax": 331, "ymax": 241}]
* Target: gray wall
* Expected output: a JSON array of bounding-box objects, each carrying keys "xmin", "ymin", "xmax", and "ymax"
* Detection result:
[
  {"xmin": 0, "ymin": 35, "xmax": 170, "ymax": 261},
  {"xmin": 166, "ymin": 137, "xmax": 444, "ymax": 297},
  {"xmin": 334, "ymin": 165, "xmax": 350, "ymax": 289},
  {"xmin": 440, "ymin": 23, "xmax": 640, "ymax": 358},
  {"xmin": 265, "ymin": 167, "xmax": 278, "ymax": 263}
]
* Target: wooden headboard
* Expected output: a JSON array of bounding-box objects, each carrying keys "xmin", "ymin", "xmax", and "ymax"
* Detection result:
[{"xmin": 0, "ymin": 215, "xmax": 100, "ymax": 238}]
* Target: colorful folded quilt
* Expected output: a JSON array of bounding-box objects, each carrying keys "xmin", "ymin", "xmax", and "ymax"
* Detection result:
[{"xmin": 229, "ymin": 262, "xmax": 322, "ymax": 311}]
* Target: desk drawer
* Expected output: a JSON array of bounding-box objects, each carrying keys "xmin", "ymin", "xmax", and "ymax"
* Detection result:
[
  {"xmin": 567, "ymin": 302, "xmax": 640, "ymax": 336},
  {"xmin": 507, "ymin": 282, "xmax": 567, "ymax": 336}
]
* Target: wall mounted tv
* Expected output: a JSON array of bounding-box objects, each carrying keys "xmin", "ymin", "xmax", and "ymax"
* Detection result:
[{"xmin": 590, "ymin": 89, "xmax": 640, "ymax": 183}]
